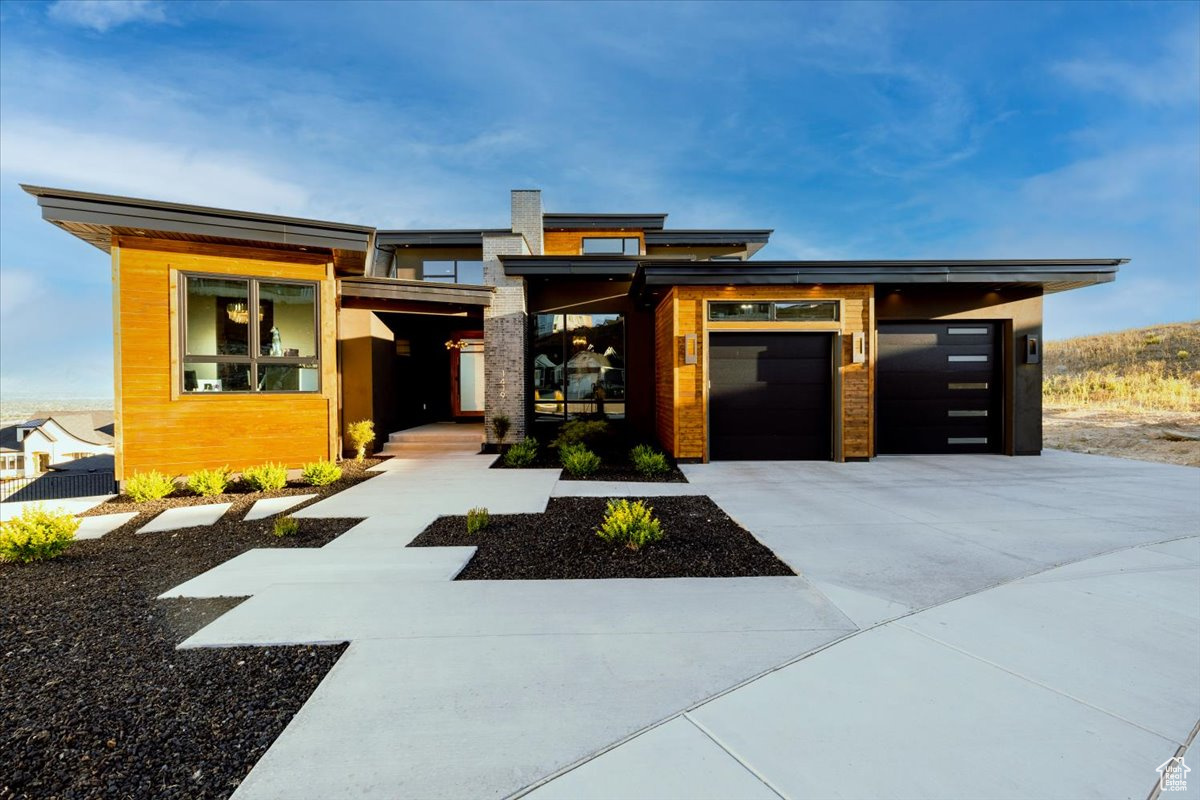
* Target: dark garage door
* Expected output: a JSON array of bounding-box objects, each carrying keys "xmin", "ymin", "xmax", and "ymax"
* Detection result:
[
  {"xmin": 877, "ymin": 322, "xmax": 1001, "ymax": 454},
  {"xmin": 709, "ymin": 332, "xmax": 833, "ymax": 460}
]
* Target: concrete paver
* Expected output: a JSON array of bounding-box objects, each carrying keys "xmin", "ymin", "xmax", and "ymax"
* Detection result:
[
  {"xmin": 243, "ymin": 494, "xmax": 317, "ymax": 521},
  {"xmin": 158, "ymin": 546, "xmax": 476, "ymax": 599},
  {"xmin": 138, "ymin": 503, "xmax": 231, "ymax": 533},
  {"xmin": 74, "ymin": 511, "xmax": 138, "ymax": 540}
]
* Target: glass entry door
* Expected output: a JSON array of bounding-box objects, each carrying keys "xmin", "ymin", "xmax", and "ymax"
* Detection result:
[{"xmin": 450, "ymin": 335, "xmax": 485, "ymax": 417}]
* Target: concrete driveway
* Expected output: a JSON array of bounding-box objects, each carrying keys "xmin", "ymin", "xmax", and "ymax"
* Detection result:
[{"xmin": 166, "ymin": 449, "xmax": 1199, "ymax": 799}]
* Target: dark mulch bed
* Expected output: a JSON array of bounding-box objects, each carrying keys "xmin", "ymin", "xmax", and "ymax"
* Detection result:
[
  {"xmin": 1, "ymin": 512, "xmax": 362, "ymax": 799},
  {"xmin": 489, "ymin": 444, "xmax": 687, "ymax": 482},
  {"xmin": 78, "ymin": 458, "xmax": 386, "ymax": 535},
  {"xmin": 409, "ymin": 495, "xmax": 794, "ymax": 580}
]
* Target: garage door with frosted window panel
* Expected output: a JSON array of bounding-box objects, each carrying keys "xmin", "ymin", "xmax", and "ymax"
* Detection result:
[{"xmin": 877, "ymin": 322, "xmax": 1001, "ymax": 454}]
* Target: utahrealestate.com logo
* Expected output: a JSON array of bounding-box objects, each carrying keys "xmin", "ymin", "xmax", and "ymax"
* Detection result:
[{"xmin": 1157, "ymin": 756, "xmax": 1190, "ymax": 793}]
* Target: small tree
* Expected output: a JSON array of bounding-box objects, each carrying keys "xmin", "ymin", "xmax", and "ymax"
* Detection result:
[
  {"xmin": 347, "ymin": 419, "xmax": 375, "ymax": 462},
  {"xmin": 491, "ymin": 414, "xmax": 511, "ymax": 444}
]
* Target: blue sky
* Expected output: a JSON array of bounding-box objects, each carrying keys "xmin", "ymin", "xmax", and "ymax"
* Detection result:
[{"xmin": 1, "ymin": 0, "xmax": 1197, "ymax": 399}]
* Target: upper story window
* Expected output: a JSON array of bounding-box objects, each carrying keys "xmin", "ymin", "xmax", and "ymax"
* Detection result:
[
  {"xmin": 708, "ymin": 300, "xmax": 839, "ymax": 322},
  {"xmin": 181, "ymin": 274, "xmax": 320, "ymax": 393},
  {"xmin": 422, "ymin": 260, "xmax": 485, "ymax": 285},
  {"xmin": 581, "ymin": 237, "xmax": 640, "ymax": 256}
]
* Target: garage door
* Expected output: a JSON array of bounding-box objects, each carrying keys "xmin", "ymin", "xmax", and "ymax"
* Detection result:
[
  {"xmin": 708, "ymin": 332, "xmax": 833, "ymax": 460},
  {"xmin": 877, "ymin": 322, "xmax": 1001, "ymax": 454}
]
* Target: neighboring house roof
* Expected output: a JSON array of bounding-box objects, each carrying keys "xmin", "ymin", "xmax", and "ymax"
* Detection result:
[
  {"xmin": 28, "ymin": 410, "xmax": 115, "ymax": 446},
  {"xmin": 0, "ymin": 425, "xmax": 20, "ymax": 454},
  {"xmin": 49, "ymin": 453, "xmax": 114, "ymax": 472}
]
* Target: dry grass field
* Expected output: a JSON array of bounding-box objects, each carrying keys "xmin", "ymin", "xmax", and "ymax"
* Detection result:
[{"xmin": 1043, "ymin": 321, "xmax": 1200, "ymax": 466}]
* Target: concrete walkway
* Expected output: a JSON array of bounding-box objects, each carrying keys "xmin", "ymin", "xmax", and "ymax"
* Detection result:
[{"xmin": 162, "ymin": 449, "xmax": 1198, "ymax": 799}]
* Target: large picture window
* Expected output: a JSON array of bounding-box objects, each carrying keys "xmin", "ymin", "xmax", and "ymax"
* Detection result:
[
  {"xmin": 422, "ymin": 260, "xmax": 485, "ymax": 285},
  {"xmin": 581, "ymin": 237, "xmax": 640, "ymax": 256},
  {"xmin": 532, "ymin": 312, "xmax": 625, "ymax": 420},
  {"xmin": 181, "ymin": 274, "xmax": 320, "ymax": 393}
]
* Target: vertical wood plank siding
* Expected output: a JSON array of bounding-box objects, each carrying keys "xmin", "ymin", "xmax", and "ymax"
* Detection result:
[
  {"xmin": 113, "ymin": 238, "xmax": 338, "ymax": 480},
  {"xmin": 543, "ymin": 230, "xmax": 645, "ymax": 255},
  {"xmin": 655, "ymin": 285, "xmax": 874, "ymax": 461}
]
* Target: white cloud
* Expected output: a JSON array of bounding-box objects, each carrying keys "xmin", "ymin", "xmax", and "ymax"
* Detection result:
[
  {"xmin": 1053, "ymin": 27, "xmax": 1200, "ymax": 107},
  {"xmin": 0, "ymin": 118, "xmax": 312, "ymax": 214},
  {"xmin": 47, "ymin": 0, "xmax": 166, "ymax": 33}
]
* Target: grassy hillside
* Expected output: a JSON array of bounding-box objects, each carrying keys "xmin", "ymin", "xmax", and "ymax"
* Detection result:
[{"xmin": 1043, "ymin": 321, "xmax": 1200, "ymax": 412}]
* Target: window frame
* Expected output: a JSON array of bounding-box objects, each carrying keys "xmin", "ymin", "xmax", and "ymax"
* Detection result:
[
  {"xmin": 708, "ymin": 299, "xmax": 840, "ymax": 323},
  {"xmin": 420, "ymin": 259, "xmax": 486, "ymax": 285},
  {"xmin": 530, "ymin": 311, "xmax": 627, "ymax": 421},
  {"xmin": 580, "ymin": 237, "xmax": 640, "ymax": 256},
  {"xmin": 178, "ymin": 272, "xmax": 322, "ymax": 395}
]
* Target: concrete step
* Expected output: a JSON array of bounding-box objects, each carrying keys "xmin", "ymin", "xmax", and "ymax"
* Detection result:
[
  {"xmin": 379, "ymin": 442, "xmax": 482, "ymax": 457},
  {"xmin": 388, "ymin": 426, "xmax": 483, "ymax": 445}
]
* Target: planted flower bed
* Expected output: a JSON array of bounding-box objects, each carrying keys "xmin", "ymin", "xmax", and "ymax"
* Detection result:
[
  {"xmin": 491, "ymin": 420, "xmax": 688, "ymax": 482},
  {"xmin": 409, "ymin": 495, "xmax": 793, "ymax": 580}
]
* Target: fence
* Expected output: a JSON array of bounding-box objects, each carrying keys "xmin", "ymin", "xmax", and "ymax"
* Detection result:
[{"xmin": 0, "ymin": 471, "xmax": 117, "ymax": 503}]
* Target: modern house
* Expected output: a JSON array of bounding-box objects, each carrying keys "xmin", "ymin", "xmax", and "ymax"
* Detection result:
[
  {"xmin": 0, "ymin": 410, "xmax": 115, "ymax": 478},
  {"xmin": 24, "ymin": 185, "xmax": 1122, "ymax": 481}
]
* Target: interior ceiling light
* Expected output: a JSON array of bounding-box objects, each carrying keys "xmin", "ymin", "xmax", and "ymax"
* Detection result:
[{"xmin": 226, "ymin": 302, "xmax": 263, "ymax": 325}]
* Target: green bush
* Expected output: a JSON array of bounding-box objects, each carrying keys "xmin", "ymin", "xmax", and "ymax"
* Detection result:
[
  {"xmin": 503, "ymin": 437, "xmax": 540, "ymax": 467},
  {"xmin": 242, "ymin": 463, "xmax": 288, "ymax": 492},
  {"xmin": 466, "ymin": 507, "xmax": 490, "ymax": 535},
  {"xmin": 0, "ymin": 505, "xmax": 80, "ymax": 563},
  {"xmin": 549, "ymin": 419, "xmax": 609, "ymax": 450},
  {"xmin": 272, "ymin": 516, "xmax": 299, "ymax": 538},
  {"xmin": 560, "ymin": 443, "xmax": 601, "ymax": 477},
  {"xmin": 596, "ymin": 499, "xmax": 663, "ymax": 552},
  {"xmin": 301, "ymin": 460, "xmax": 343, "ymax": 486},
  {"xmin": 124, "ymin": 470, "xmax": 176, "ymax": 502},
  {"xmin": 1178, "ymin": 350, "xmax": 1191, "ymax": 359},
  {"xmin": 347, "ymin": 419, "xmax": 375, "ymax": 462},
  {"xmin": 186, "ymin": 466, "xmax": 231, "ymax": 497},
  {"xmin": 491, "ymin": 414, "xmax": 511, "ymax": 443},
  {"xmin": 630, "ymin": 444, "xmax": 670, "ymax": 477}
]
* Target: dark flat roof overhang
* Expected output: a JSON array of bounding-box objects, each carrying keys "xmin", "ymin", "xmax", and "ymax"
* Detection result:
[
  {"xmin": 543, "ymin": 213, "xmax": 667, "ymax": 231},
  {"xmin": 375, "ymin": 229, "xmax": 508, "ymax": 248},
  {"xmin": 500, "ymin": 255, "xmax": 646, "ymax": 278},
  {"xmin": 644, "ymin": 229, "xmax": 773, "ymax": 246},
  {"xmin": 22, "ymin": 184, "xmax": 372, "ymax": 254},
  {"xmin": 338, "ymin": 276, "xmax": 492, "ymax": 313},
  {"xmin": 638, "ymin": 259, "xmax": 1124, "ymax": 294}
]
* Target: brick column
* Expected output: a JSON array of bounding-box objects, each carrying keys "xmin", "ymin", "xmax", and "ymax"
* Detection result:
[{"xmin": 483, "ymin": 233, "xmax": 530, "ymax": 445}]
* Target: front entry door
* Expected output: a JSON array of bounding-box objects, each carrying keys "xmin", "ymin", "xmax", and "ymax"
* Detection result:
[{"xmin": 450, "ymin": 336, "xmax": 485, "ymax": 418}]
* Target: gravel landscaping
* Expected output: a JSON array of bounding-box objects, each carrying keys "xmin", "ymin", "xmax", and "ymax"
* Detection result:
[
  {"xmin": 78, "ymin": 458, "xmax": 386, "ymax": 533},
  {"xmin": 409, "ymin": 495, "xmax": 794, "ymax": 580},
  {"xmin": 1, "ymin": 511, "xmax": 361, "ymax": 799}
]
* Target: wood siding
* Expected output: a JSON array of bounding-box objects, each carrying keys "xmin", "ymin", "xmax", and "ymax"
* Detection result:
[
  {"xmin": 113, "ymin": 238, "xmax": 338, "ymax": 480},
  {"xmin": 543, "ymin": 230, "xmax": 645, "ymax": 256},
  {"xmin": 655, "ymin": 285, "xmax": 874, "ymax": 461}
]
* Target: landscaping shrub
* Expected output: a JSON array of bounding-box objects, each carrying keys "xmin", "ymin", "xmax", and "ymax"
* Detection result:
[
  {"xmin": 596, "ymin": 498, "xmax": 663, "ymax": 552},
  {"xmin": 242, "ymin": 463, "xmax": 288, "ymax": 492},
  {"xmin": 301, "ymin": 460, "xmax": 343, "ymax": 486},
  {"xmin": 491, "ymin": 414, "xmax": 511, "ymax": 444},
  {"xmin": 503, "ymin": 437, "xmax": 540, "ymax": 467},
  {"xmin": 549, "ymin": 419, "xmax": 609, "ymax": 450},
  {"xmin": 347, "ymin": 419, "xmax": 375, "ymax": 462},
  {"xmin": 0, "ymin": 504, "xmax": 80, "ymax": 563},
  {"xmin": 272, "ymin": 516, "xmax": 299, "ymax": 538},
  {"xmin": 186, "ymin": 466, "xmax": 231, "ymax": 497},
  {"xmin": 466, "ymin": 507, "xmax": 490, "ymax": 535},
  {"xmin": 124, "ymin": 470, "xmax": 176, "ymax": 502},
  {"xmin": 560, "ymin": 443, "xmax": 601, "ymax": 477},
  {"xmin": 630, "ymin": 444, "xmax": 670, "ymax": 477}
]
